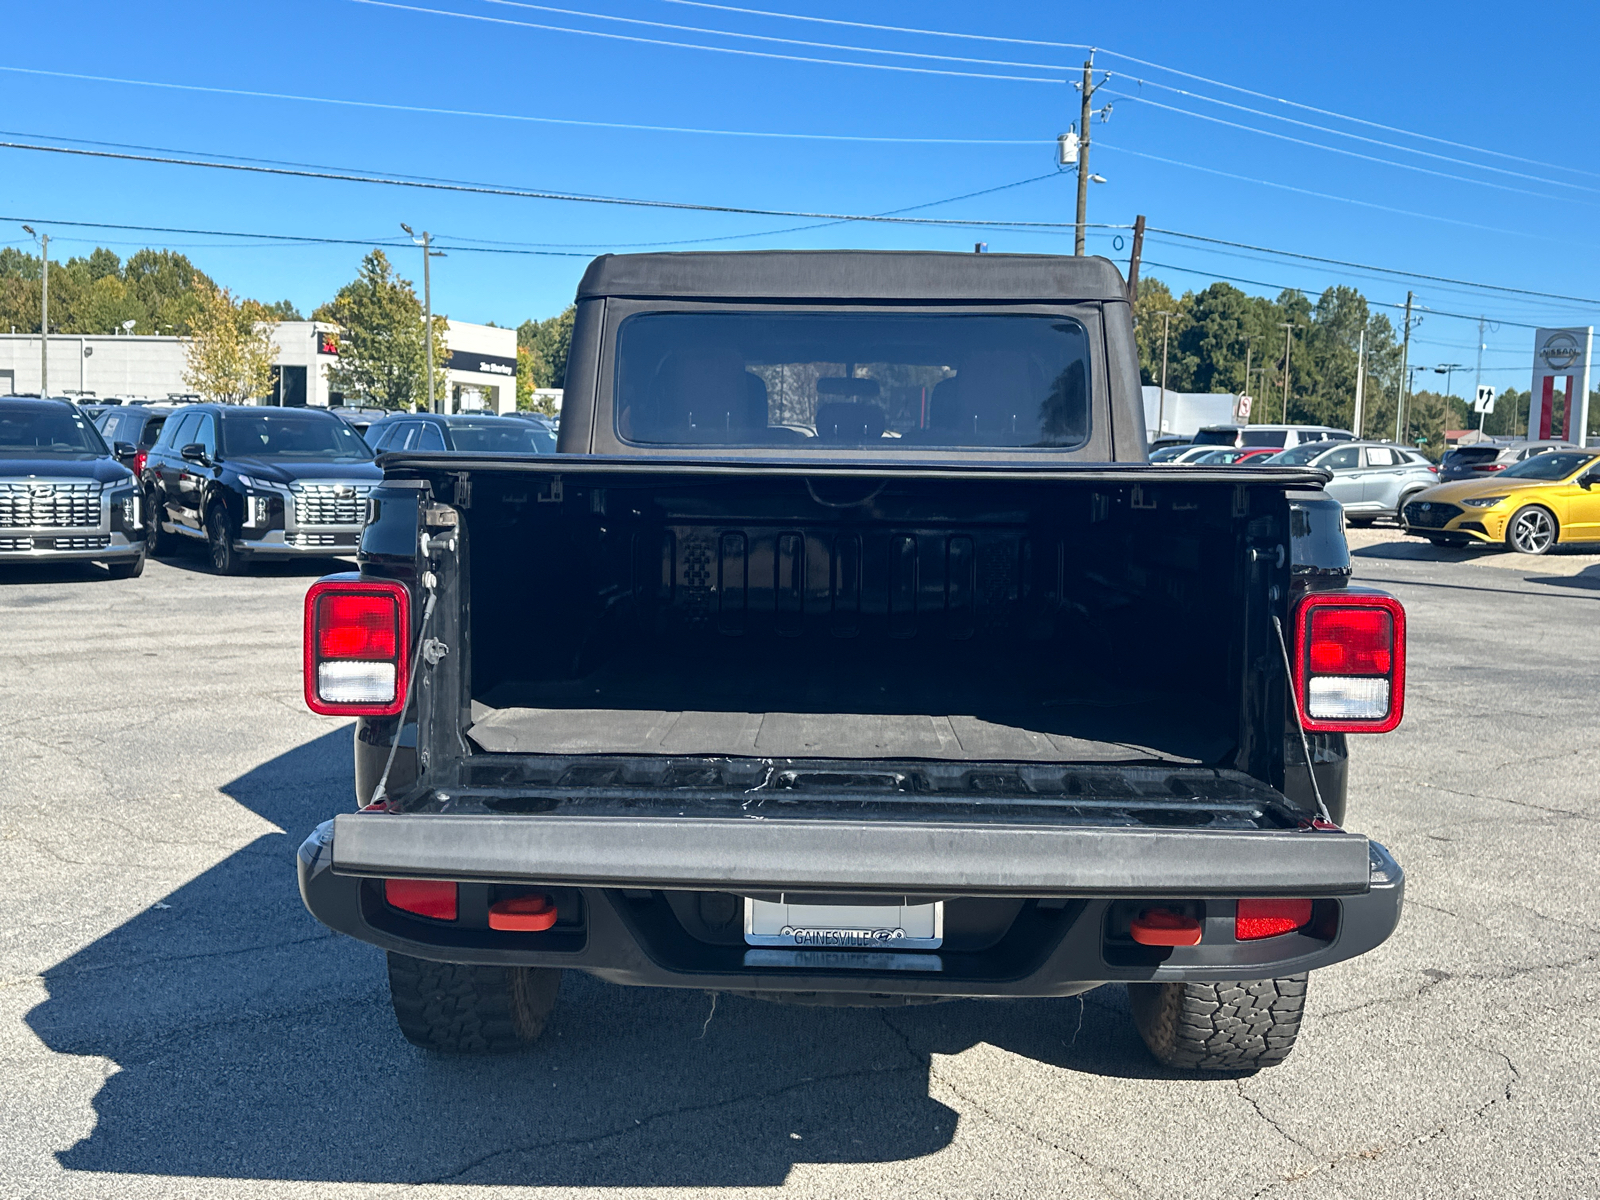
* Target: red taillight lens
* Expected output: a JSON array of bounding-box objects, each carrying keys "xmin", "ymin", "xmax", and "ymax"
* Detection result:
[
  {"xmin": 304, "ymin": 579, "xmax": 410, "ymax": 716},
  {"xmin": 133, "ymin": 450, "xmax": 147, "ymax": 476},
  {"xmin": 1475, "ymin": 463, "xmax": 1506, "ymax": 472},
  {"xmin": 384, "ymin": 879, "xmax": 457, "ymax": 921},
  {"xmin": 1308, "ymin": 607, "xmax": 1392, "ymax": 675},
  {"xmin": 1293, "ymin": 593, "xmax": 1406, "ymax": 733},
  {"xmin": 314, "ymin": 593, "xmax": 399, "ymax": 660},
  {"xmin": 1236, "ymin": 898, "xmax": 1312, "ymax": 940}
]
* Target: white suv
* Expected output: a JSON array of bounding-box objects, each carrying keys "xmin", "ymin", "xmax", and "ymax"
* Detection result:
[{"xmin": 1192, "ymin": 424, "xmax": 1356, "ymax": 451}]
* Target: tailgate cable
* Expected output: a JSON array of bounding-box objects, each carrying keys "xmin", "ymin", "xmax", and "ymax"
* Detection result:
[
  {"xmin": 1272, "ymin": 614, "xmax": 1333, "ymax": 825},
  {"xmin": 370, "ymin": 587, "xmax": 437, "ymax": 809}
]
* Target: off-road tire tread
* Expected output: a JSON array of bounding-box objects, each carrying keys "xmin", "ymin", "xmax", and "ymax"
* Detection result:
[
  {"xmin": 386, "ymin": 953, "xmax": 559, "ymax": 1053},
  {"xmin": 1129, "ymin": 975, "xmax": 1307, "ymax": 1071}
]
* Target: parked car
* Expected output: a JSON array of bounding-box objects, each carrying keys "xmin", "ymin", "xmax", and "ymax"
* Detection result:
[
  {"xmin": 327, "ymin": 404, "xmax": 390, "ymax": 442},
  {"xmin": 1263, "ymin": 440, "xmax": 1437, "ymax": 525},
  {"xmin": 298, "ymin": 250, "xmax": 1406, "ymax": 1073},
  {"xmin": 143, "ymin": 404, "xmax": 382, "ymax": 573},
  {"xmin": 1154, "ymin": 443, "xmax": 1228, "ymax": 465},
  {"xmin": 93, "ymin": 405, "xmax": 177, "ymax": 481},
  {"xmin": 1437, "ymin": 439, "xmax": 1577, "ymax": 482},
  {"xmin": 1147, "ymin": 434, "xmax": 1191, "ymax": 453},
  {"xmin": 502, "ymin": 411, "xmax": 560, "ymax": 453},
  {"xmin": 365, "ymin": 412, "xmax": 553, "ymax": 455},
  {"xmin": 1402, "ymin": 447, "xmax": 1600, "ymax": 554},
  {"xmin": 0, "ymin": 396, "xmax": 146, "ymax": 577},
  {"xmin": 1192, "ymin": 424, "xmax": 1356, "ymax": 450},
  {"xmin": 1147, "ymin": 443, "xmax": 1195, "ymax": 462},
  {"xmin": 1191, "ymin": 447, "xmax": 1279, "ymax": 465}
]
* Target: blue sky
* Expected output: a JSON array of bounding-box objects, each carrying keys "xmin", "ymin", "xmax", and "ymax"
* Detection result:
[{"xmin": 2, "ymin": 0, "xmax": 1596, "ymax": 392}]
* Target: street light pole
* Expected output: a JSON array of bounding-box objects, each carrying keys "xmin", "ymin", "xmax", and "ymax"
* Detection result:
[
  {"xmin": 23, "ymin": 226, "xmax": 47, "ymax": 396},
  {"xmin": 1279, "ymin": 321, "xmax": 1304, "ymax": 424},
  {"xmin": 402, "ymin": 224, "xmax": 444, "ymax": 413},
  {"xmin": 1157, "ymin": 310, "xmax": 1177, "ymax": 439}
]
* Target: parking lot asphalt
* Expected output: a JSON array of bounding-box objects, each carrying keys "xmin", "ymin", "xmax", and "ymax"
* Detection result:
[{"xmin": 2, "ymin": 532, "xmax": 1597, "ymax": 1200}]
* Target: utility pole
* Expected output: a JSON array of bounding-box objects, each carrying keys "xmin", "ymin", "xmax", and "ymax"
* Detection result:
[
  {"xmin": 1157, "ymin": 310, "xmax": 1177, "ymax": 439},
  {"xmin": 1279, "ymin": 321, "xmax": 1303, "ymax": 423},
  {"xmin": 1242, "ymin": 335, "xmax": 1254, "ymax": 422},
  {"xmin": 1126, "ymin": 214, "xmax": 1145, "ymax": 302},
  {"xmin": 1070, "ymin": 55, "xmax": 1111, "ymax": 255},
  {"xmin": 23, "ymin": 227, "xmax": 47, "ymax": 396},
  {"xmin": 1353, "ymin": 327, "xmax": 1367, "ymax": 437},
  {"xmin": 1394, "ymin": 290, "xmax": 1414, "ymax": 443},
  {"xmin": 402, "ymin": 224, "xmax": 444, "ymax": 413}
]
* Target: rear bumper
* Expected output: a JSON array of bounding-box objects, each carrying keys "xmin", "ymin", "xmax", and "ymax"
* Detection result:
[{"xmin": 298, "ymin": 812, "xmax": 1405, "ymax": 997}]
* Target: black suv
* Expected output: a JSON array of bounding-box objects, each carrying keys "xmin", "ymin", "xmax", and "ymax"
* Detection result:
[
  {"xmin": 365, "ymin": 412, "xmax": 555, "ymax": 455},
  {"xmin": 0, "ymin": 396, "xmax": 147, "ymax": 576},
  {"xmin": 143, "ymin": 404, "xmax": 382, "ymax": 574},
  {"xmin": 93, "ymin": 405, "xmax": 179, "ymax": 482}
]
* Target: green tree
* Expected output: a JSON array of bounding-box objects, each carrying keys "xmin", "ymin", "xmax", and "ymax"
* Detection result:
[
  {"xmin": 314, "ymin": 250, "xmax": 449, "ymax": 411},
  {"xmin": 517, "ymin": 304, "xmax": 576, "ymax": 390},
  {"xmin": 182, "ymin": 277, "xmax": 280, "ymax": 403}
]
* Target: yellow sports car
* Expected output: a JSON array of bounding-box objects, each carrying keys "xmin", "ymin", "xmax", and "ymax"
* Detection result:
[{"xmin": 1401, "ymin": 447, "xmax": 1600, "ymax": 554}]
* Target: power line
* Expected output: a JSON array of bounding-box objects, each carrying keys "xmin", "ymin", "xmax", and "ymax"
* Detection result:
[
  {"xmin": 0, "ymin": 66, "xmax": 1045, "ymax": 145},
  {"xmin": 658, "ymin": 0, "xmax": 1599, "ymax": 182},
  {"xmin": 0, "ymin": 139, "xmax": 1113, "ymax": 232},
  {"xmin": 466, "ymin": 1, "xmax": 1598, "ymax": 196},
  {"xmin": 474, "ymin": 0, "xmax": 1069, "ymax": 71},
  {"xmin": 347, "ymin": 0, "xmax": 1063, "ymax": 83},
  {"xmin": 1101, "ymin": 89, "xmax": 1588, "ymax": 207}
]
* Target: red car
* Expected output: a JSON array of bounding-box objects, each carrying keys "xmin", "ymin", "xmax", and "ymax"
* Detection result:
[{"xmin": 1192, "ymin": 446, "xmax": 1279, "ymax": 465}]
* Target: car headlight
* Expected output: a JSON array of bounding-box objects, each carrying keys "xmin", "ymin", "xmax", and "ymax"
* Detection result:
[
  {"xmin": 116, "ymin": 491, "xmax": 140, "ymax": 530},
  {"xmin": 1462, "ymin": 495, "xmax": 1508, "ymax": 508}
]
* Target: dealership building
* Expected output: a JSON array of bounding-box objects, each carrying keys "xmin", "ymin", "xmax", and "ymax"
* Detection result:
[{"xmin": 0, "ymin": 319, "xmax": 518, "ymax": 412}]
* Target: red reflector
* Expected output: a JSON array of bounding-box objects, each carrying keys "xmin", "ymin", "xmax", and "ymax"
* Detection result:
[
  {"xmin": 1129, "ymin": 908, "xmax": 1202, "ymax": 946},
  {"xmin": 384, "ymin": 879, "xmax": 457, "ymax": 921},
  {"xmin": 488, "ymin": 894, "xmax": 558, "ymax": 931},
  {"xmin": 315, "ymin": 593, "xmax": 399, "ymax": 660},
  {"xmin": 134, "ymin": 451, "xmax": 147, "ymax": 477},
  {"xmin": 1236, "ymin": 898, "xmax": 1312, "ymax": 940},
  {"xmin": 1308, "ymin": 607, "xmax": 1392, "ymax": 675}
]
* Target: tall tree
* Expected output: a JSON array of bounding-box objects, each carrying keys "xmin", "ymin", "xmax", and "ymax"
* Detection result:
[
  {"xmin": 182, "ymin": 277, "xmax": 280, "ymax": 403},
  {"xmin": 517, "ymin": 305, "xmax": 576, "ymax": 390},
  {"xmin": 314, "ymin": 250, "xmax": 449, "ymax": 410}
]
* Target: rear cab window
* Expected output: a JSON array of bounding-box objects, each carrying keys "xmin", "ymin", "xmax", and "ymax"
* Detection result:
[{"xmin": 614, "ymin": 311, "xmax": 1092, "ymax": 450}]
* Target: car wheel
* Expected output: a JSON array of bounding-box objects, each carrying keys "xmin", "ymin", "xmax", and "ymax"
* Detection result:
[
  {"xmin": 1506, "ymin": 505, "xmax": 1558, "ymax": 555},
  {"xmin": 144, "ymin": 491, "xmax": 174, "ymax": 558},
  {"xmin": 205, "ymin": 504, "xmax": 243, "ymax": 575},
  {"xmin": 386, "ymin": 952, "xmax": 560, "ymax": 1053},
  {"xmin": 1128, "ymin": 975, "xmax": 1307, "ymax": 1071},
  {"xmin": 106, "ymin": 553, "xmax": 145, "ymax": 580}
]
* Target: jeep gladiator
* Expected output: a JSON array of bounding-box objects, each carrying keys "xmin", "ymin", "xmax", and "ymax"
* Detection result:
[{"xmin": 297, "ymin": 251, "xmax": 1405, "ymax": 1070}]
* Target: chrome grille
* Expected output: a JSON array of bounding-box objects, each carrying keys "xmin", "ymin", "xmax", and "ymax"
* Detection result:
[
  {"xmin": 0, "ymin": 481, "xmax": 103, "ymax": 529},
  {"xmin": 286, "ymin": 532, "xmax": 354, "ymax": 548},
  {"xmin": 48, "ymin": 535, "xmax": 110, "ymax": 550},
  {"xmin": 290, "ymin": 482, "xmax": 372, "ymax": 527},
  {"xmin": 0, "ymin": 536, "xmax": 34, "ymax": 551}
]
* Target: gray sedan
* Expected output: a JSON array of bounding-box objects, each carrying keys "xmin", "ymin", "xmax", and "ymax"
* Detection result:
[{"xmin": 1263, "ymin": 440, "xmax": 1439, "ymax": 525}]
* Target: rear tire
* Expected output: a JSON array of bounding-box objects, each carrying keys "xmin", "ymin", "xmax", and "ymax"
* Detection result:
[
  {"xmin": 386, "ymin": 953, "xmax": 561, "ymax": 1053},
  {"xmin": 1128, "ymin": 975, "xmax": 1307, "ymax": 1071}
]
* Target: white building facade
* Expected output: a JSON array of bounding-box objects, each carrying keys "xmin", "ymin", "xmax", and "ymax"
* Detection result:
[{"xmin": 0, "ymin": 318, "xmax": 518, "ymax": 413}]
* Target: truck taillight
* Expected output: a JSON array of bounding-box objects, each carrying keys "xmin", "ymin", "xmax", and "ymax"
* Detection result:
[
  {"xmin": 1292, "ymin": 593, "xmax": 1405, "ymax": 733},
  {"xmin": 303, "ymin": 579, "xmax": 410, "ymax": 716}
]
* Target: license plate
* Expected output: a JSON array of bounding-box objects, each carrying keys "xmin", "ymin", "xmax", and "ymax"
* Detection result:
[{"xmin": 743, "ymin": 897, "xmax": 943, "ymax": 949}]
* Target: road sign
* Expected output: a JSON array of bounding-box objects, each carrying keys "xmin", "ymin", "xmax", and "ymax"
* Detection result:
[
  {"xmin": 1473, "ymin": 385, "xmax": 1497, "ymax": 414},
  {"xmin": 1236, "ymin": 394, "xmax": 1253, "ymax": 420}
]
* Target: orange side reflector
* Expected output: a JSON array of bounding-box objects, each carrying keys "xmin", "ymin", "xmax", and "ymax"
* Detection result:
[
  {"xmin": 488, "ymin": 894, "xmax": 558, "ymax": 932},
  {"xmin": 1130, "ymin": 908, "xmax": 1202, "ymax": 946}
]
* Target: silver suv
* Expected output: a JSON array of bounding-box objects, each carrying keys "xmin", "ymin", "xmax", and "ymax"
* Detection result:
[
  {"xmin": 1264, "ymin": 440, "xmax": 1438, "ymax": 525},
  {"xmin": 1437, "ymin": 439, "xmax": 1578, "ymax": 482}
]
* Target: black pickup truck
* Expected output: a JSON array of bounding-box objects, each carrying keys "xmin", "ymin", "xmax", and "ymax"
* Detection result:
[{"xmin": 297, "ymin": 252, "xmax": 1405, "ymax": 1071}]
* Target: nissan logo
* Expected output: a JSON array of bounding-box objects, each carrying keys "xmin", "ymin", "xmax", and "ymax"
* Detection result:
[{"xmin": 1541, "ymin": 332, "xmax": 1581, "ymax": 371}]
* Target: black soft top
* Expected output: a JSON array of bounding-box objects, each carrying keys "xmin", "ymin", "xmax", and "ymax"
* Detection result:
[{"xmin": 576, "ymin": 250, "xmax": 1129, "ymax": 302}]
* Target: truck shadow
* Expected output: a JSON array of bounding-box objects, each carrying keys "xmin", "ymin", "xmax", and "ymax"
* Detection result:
[{"xmin": 27, "ymin": 728, "xmax": 1181, "ymax": 1188}]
